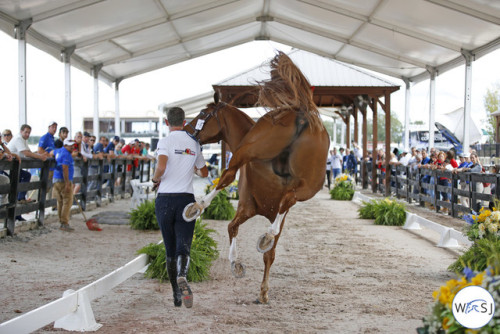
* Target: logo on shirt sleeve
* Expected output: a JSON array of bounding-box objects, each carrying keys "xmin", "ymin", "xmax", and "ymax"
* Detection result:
[{"xmin": 175, "ymin": 148, "xmax": 196, "ymax": 156}]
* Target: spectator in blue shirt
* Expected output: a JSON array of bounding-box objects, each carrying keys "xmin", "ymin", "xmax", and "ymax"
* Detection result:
[
  {"xmin": 105, "ymin": 136, "xmax": 120, "ymax": 156},
  {"xmin": 53, "ymin": 138, "xmax": 76, "ymax": 232},
  {"xmin": 38, "ymin": 121, "xmax": 58, "ymax": 156},
  {"xmin": 93, "ymin": 136, "xmax": 106, "ymax": 154},
  {"xmin": 346, "ymin": 150, "xmax": 357, "ymax": 176}
]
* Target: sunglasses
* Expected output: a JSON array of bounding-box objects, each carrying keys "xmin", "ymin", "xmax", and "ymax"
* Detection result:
[{"xmin": 2, "ymin": 133, "xmax": 12, "ymax": 136}]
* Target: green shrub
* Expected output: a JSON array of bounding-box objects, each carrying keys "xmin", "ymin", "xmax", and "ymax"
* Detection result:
[
  {"xmin": 329, "ymin": 181, "xmax": 354, "ymax": 200},
  {"xmin": 202, "ymin": 189, "xmax": 236, "ymax": 220},
  {"xmin": 358, "ymin": 200, "xmax": 377, "ymax": 219},
  {"xmin": 129, "ymin": 200, "xmax": 159, "ymax": 230},
  {"xmin": 137, "ymin": 218, "xmax": 219, "ymax": 282},
  {"xmin": 448, "ymin": 238, "xmax": 500, "ymax": 273},
  {"xmin": 372, "ymin": 198, "xmax": 406, "ymax": 226}
]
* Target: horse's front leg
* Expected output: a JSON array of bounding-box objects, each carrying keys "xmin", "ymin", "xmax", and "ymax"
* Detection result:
[
  {"xmin": 228, "ymin": 208, "xmax": 255, "ymax": 278},
  {"xmin": 183, "ymin": 146, "xmax": 251, "ymax": 221}
]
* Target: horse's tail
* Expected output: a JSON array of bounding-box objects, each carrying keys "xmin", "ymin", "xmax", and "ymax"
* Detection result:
[{"xmin": 257, "ymin": 51, "xmax": 323, "ymax": 131}]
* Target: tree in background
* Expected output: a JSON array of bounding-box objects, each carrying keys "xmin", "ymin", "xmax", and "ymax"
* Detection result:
[
  {"xmin": 484, "ymin": 83, "xmax": 500, "ymax": 143},
  {"xmin": 367, "ymin": 112, "xmax": 403, "ymax": 144}
]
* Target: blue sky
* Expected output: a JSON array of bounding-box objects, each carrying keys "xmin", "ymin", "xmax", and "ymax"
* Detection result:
[{"xmin": 0, "ymin": 30, "xmax": 498, "ymax": 138}]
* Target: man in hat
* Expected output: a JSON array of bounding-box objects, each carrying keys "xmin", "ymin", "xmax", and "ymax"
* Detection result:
[
  {"xmin": 38, "ymin": 121, "xmax": 58, "ymax": 156},
  {"xmin": 53, "ymin": 138, "xmax": 77, "ymax": 232},
  {"xmin": 38, "ymin": 121, "xmax": 59, "ymax": 204}
]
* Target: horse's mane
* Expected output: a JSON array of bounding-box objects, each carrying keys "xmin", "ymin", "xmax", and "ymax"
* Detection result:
[{"xmin": 257, "ymin": 51, "xmax": 323, "ymax": 131}]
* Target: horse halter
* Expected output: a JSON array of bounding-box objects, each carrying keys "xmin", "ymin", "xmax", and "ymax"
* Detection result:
[{"xmin": 186, "ymin": 102, "xmax": 226, "ymax": 141}]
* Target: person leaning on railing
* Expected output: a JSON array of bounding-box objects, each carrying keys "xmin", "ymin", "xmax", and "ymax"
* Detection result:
[
  {"xmin": 457, "ymin": 153, "xmax": 484, "ymax": 211},
  {"xmin": 7, "ymin": 124, "xmax": 49, "ymax": 221},
  {"xmin": 0, "ymin": 136, "xmax": 21, "ymax": 205},
  {"xmin": 453, "ymin": 152, "xmax": 474, "ymax": 208}
]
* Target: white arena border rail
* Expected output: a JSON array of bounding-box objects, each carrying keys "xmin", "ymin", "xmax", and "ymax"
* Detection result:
[
  {"xmin": 0, "ymin": 241, "xmax": 161, "ymax": 333},
  {"xmin": 352, "ymin": 192, "xmax": 472, "ymax": 248}
]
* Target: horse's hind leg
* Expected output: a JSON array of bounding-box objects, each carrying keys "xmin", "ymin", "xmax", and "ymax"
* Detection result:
[
  {"xmin": 228, "ymin": 207, "xmax": 255, "ymax": 278},
  {"xmin": 257, "ymin": 215, "xmax": 286, "ymax": 304}
]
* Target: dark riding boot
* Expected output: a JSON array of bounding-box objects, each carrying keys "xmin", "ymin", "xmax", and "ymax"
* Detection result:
[
  {"xmin": 166, "ymin": 257, "xmax": 182, "ymax": 307},
  {"xmin": 176, "ymin": 255, "xmax": 193, "ymax": 308}
]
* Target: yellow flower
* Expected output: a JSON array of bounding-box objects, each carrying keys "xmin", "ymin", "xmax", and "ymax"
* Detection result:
[
  {"xmin": 479, "ymin": 224, "xmax": 486, "ymax": 233},
  {"xmin": 471, "ymin": 272, "xmax": 485, "ymax": 286}
]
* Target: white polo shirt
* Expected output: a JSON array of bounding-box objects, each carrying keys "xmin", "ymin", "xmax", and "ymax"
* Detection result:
[
  {"xmin": 156, "ymin": 131, "xmax": 205, "ymax": 194},
  {"xmin": 7, "ymin": 134, "xmax": 30, "ymax": 157}
]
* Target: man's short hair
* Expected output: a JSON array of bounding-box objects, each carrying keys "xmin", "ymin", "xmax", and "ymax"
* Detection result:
[
  {"xmin": 59, "ymin": 127, "xmax": 69, "ymax": 134},
  {"xmin": 166, "ymin": 107, "xmax": 185, "ymax": 127},
  {"xmin": 20, "ymin": 124, "xmax": 31, "ymax": 131}
]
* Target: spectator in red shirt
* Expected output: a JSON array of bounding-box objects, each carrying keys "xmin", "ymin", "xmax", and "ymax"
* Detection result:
[{"xmin": 121, "ymin": 139, "xmax": 142, "ymax": 171}]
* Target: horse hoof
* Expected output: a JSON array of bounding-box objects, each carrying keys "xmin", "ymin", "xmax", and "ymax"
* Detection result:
[
  {"xmin": 231, "ymin": 261, "xmax": 246, "ymax": 278},
  {"xmin": 256, "ymin": 233, "xmax": 274, "ymax": 253},
  {"xmin": 253, "ymin": 298, "xmax": 269, "ymax": 305},
  {"xmin": 182, "ymin": 203, "xmax": 202, "ymax": 222}
]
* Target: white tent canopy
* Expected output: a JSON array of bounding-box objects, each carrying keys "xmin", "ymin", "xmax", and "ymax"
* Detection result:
[
  {"xmin": 1, "ymin": 0, "xmax": 499, "ymax": 146},
  {"xmin": 0, "ymin": 0, "xmax": 498, "ymax": 85},
  {"xmin": 436, "ymin": 107, "xmax": 483, "ymax": 144}
]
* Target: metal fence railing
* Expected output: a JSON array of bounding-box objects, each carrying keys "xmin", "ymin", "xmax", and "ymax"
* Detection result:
[{"xmin": 0, "ymin": 157, "xmax": 153, "ymax": 236}]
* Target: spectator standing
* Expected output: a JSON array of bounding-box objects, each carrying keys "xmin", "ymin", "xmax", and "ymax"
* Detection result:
[
  {"xmin": 38, "ymin": 121, "xmax": 58, "ymax": 204},
  {"xmin": 325, "ymin": 150, "xmax": 332, "ymax": 190},
  {"xmin": 58, "ymin": 127, "xmax": 69, "ymax": 142},
  {"xmin": 331, "ymin": 147, "xmax": 342, "ymax": 179},
  {"xmin": 105, "ymin": 136, "xmax": 120, "ymax": 157},
  {"xmin": 122, "ymin": 139, "xmax": 142, "ymax": 172},
  {"xmin": 53, "ymin": 138, "xmax": 76, "ymax": 232},
  {"xmin": 93, "ymin": 136, "xmax": 106, "ymax": 155},
  {"xmin": 38, "ymin": 121, "xmax": 57, "ymax": 156},
  {"xmin": 2, "ymin": 129, "xmax": 13, "ymax": 144},
  {"xmin": 72, "ymin": 132, "xmax": 84, "ymax": 194},
  {"xmin": 152, "ymin": 107, "xmax": 208, "ymax": 308},
  {"xmin": 89, "ymin": 136, "xmax": 97, "ymax": 150},
  {"xmin": 342, "ymin": 148, "xmax": 349, "ymax": 172},
  {"xmin": 7, "ymin": 124, "xmax": 48, "ymax": 221},
  {"xmin": 0, "ymin": 135, "xmax": 20, "ymax": 205},
  {"xmin": 83, "ymin": 134, "xmax": 103, "ymax": 192},
  {"xmin": 346, "ymin": 149, "xmax": 357, "ymax": 176}
]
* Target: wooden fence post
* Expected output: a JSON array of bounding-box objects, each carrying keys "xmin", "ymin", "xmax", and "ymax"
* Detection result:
[{"xmin": 6, "ymin": 159, "xmax": 20, "ymax": 236}]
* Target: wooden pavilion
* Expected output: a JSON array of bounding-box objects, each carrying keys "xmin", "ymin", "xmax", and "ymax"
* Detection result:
[{"xmin": 212, "ymin": 50, "xmax": 400, "ymax": 195}]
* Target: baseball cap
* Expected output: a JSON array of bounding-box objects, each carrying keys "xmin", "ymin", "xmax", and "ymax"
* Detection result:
[
  {"xmin": 63, "ymin": 138, "xmax": 76, "ymax": 146},
  {"xmin": 134, "ymin": 138, "xmax": 139, "ymax": 143},
  {"xmin": 113, "ymin": 135, "xmax": 120, "ymax": 141},
  {"xmin": 83, "ymin": 131, "xmax": 91, "ymax": 137},
  {"xmin": 48, "ymin": 120, "xmax": 57, "ymax": 127}
]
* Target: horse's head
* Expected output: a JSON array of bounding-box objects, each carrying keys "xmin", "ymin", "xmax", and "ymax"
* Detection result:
[{"xmin": 184, "ymin": 102, "xmax": 226, "ymax": 145}]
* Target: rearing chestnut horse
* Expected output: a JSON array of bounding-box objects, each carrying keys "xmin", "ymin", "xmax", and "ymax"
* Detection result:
[{"xmin": 183, "ymin": 52, "xmax": 329, "ymax": 303}]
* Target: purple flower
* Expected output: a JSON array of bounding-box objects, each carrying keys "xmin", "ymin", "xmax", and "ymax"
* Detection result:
[
  {"xmin": 463, "ymin": 214, "xmax": 474, "ymax": 225},
  {"xmin": 463, "ymin": 267, "xmax": 475, "ymax": 281}
]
